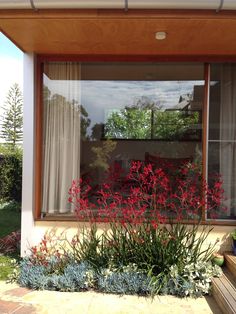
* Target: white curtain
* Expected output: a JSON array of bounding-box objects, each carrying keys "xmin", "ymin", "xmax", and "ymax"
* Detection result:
[
  {"xmin": 42, "ymin": 62, "xmax": 81, "ymax": 214},
  {"xmin": 220, "ymin": 64, "xmax": 236, "ymax": 217}
]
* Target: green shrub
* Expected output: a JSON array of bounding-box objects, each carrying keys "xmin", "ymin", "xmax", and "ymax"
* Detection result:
[
  {"xmin": 0, "ymin": 201, "xmax": 21, "ymax": 238},
  {"xmin": 0, "ymin": 201, "xmax": 21, "ymax": 212},
  {"xmin": 0, "ymin": 145, "xmax": 22, "ymax": 203}
]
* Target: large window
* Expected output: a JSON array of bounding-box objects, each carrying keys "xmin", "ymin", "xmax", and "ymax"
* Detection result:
[{"xmin": 39, "ymin": 61, "xmax": 236, "ymax": 221}]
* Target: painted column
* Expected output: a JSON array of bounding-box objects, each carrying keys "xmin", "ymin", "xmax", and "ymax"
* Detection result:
[{"xmin": 21, "ymin": 53, "xmax": 35, "ymax": 256}]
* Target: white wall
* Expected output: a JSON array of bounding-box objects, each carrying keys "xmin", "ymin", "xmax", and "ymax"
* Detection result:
[
  {"xmin": 21, "ymin": 53, "xmax": 35, "ymax": 256},
  {"xmin": 33, "ymin": 221, "xmax": 235, "ymax": 254}
]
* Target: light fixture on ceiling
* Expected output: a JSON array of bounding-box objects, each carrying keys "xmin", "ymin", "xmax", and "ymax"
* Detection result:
[{"xmin": 155, "ymin": 32, "xmax": 167, "ymax": 40}]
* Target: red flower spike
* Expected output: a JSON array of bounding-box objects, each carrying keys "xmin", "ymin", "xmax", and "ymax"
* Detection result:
[{"xmin": 68, "ymin": 161, "xmax": 226, "ymax": 225}]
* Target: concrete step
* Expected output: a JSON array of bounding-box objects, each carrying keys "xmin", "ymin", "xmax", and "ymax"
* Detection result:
[{"xmin": 212, "ymin": 268, "xmax": 236, "ymax": 314}]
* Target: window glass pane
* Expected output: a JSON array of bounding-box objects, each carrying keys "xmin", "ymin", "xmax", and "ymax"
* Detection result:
[
  {"xmin": 208, "ymin": 64, "xmax": 236, "ymax": 219},
  {"xmin": 80, "ymin": 63, "xmax": 204, "ymax": 220},
  {"xmin": 42, "ymin": 62, "xmax": 204, "ymax": 217}
]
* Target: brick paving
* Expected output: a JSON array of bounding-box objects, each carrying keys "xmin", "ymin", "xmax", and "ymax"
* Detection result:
[
  {"xmin": 0, "ymin": 281, "xmax": 223, "ymax": 314},
  {"xmin": 0, "ymin": 283, "xmax": 37, "ymax": 314},
  {"xmin": 0, "ymin": 299, "xmax": 23, "ymax": 313},
  {"xmin": 4, "ymin": 287, "xmax": 31, "ymax": 298}
]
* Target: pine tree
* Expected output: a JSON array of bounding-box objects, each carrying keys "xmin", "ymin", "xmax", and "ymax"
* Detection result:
[{"xmin": 1, "ymin": 83, "xmax": 23, "ymax": 146}]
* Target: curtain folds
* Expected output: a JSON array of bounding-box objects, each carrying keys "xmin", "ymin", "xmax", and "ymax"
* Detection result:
[
  {"xmin": 220, "ymin": 64, "xmax": 236, "ymax": 217},
  {"xmin": 42, "ymin": 62, "xmax": 81, "ymax": 214}
]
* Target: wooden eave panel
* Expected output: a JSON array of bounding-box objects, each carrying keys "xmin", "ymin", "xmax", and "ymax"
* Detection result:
[{"xmin": 1, "ymin": 9, "xmax": 236, "ymax": 55}]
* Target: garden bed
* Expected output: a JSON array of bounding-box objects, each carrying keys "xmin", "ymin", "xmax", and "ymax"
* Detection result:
[
  {"xmin": 17, "ymin": 161, "xmax": 225, "ymax": 297},
  {"xmin": 17, "ymin": 224, "xmax": 223, "ymax": 298}
]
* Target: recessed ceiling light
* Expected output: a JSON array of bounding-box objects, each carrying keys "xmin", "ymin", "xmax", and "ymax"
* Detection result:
[{"xmin": 155, "ymin": 32, "xmax": 167, "ymax": 40}]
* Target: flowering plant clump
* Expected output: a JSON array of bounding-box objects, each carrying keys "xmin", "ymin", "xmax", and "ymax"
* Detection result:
[
  {"xmin": 28, "ymin": 229, "xmax": 69, "ymax": 274},
  {"xmin": 18, "ymin": 161, "xmax": 226, "ymax": 297},
  {"xmin": 63, "ymin": 161, "xmax": 226, "ymax": 294}
]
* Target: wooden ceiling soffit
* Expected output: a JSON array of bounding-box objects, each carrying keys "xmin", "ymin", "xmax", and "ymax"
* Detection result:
[{"xmin": 1, "ymin": 10, "xmax": 236, "ymax": 55}]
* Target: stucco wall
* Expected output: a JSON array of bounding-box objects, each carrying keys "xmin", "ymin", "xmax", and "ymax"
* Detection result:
[{"xmin": 21, "ymin": 53, "xmax": 35, "ymax": 256}]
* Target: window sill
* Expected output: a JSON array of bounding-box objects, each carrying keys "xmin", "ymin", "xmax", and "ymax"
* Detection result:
[
  {"xmin": 35, "ymin": 214, "xmax": 78, "ymax": 221},
  {"xmin": 34, "ymin": 215, "xmax": 236, "ymax": 226}
]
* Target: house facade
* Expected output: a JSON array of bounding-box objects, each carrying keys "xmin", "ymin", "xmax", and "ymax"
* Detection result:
[{"xmin": 0, "ymin": 1, "xmax": 236, "ymax": 255}]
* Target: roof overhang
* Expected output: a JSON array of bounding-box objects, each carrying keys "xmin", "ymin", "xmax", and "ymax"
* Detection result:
[
  {"xmin": 0, "ymin": 0, "xmax": 236, "ymax": 11},
  {"xmin": 1, "ymin": 9, "xmax": 236, "ymax": 57}
]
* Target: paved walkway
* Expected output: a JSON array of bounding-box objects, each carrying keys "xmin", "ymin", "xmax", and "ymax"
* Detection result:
[{"xmin": 0, "ymin": 281, "xmax": 222, "ymax": 314}]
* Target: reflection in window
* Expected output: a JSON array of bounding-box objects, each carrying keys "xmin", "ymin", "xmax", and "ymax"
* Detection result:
[
  {"xmin": 42, "ymin": 62, "xmax": 204, "ymax": 216},
  {"xmin": 104, "ymin": 107, "xmax": 200, "ymax": 141}
]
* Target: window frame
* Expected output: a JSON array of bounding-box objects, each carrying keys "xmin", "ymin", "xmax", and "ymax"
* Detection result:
[{"xmin": 34, "ymin": 55, "xmax": 236, "ymax": 226}]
